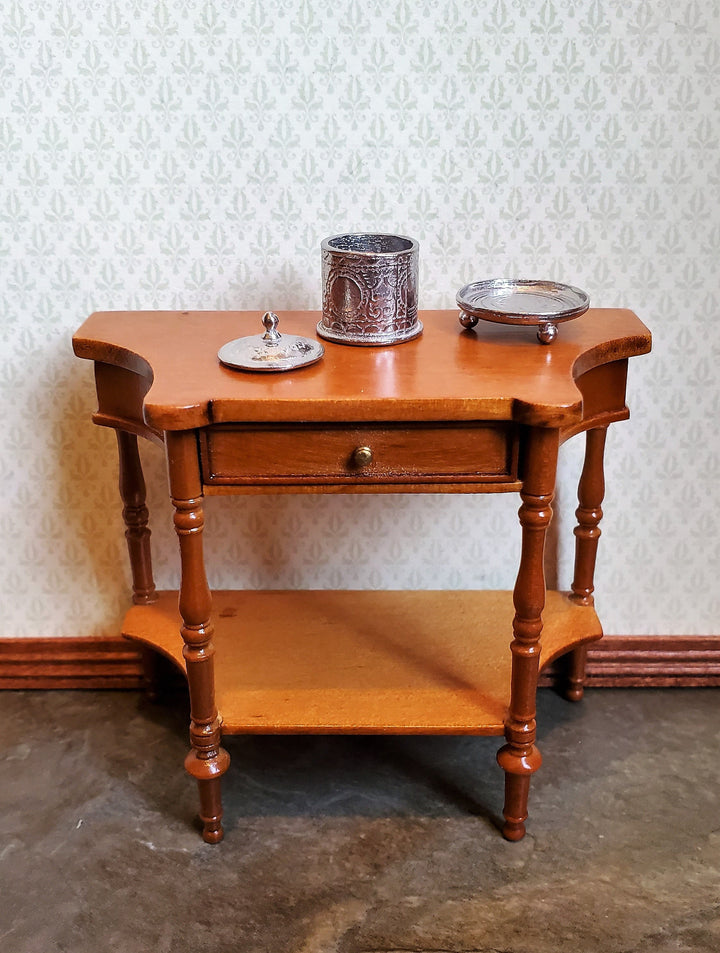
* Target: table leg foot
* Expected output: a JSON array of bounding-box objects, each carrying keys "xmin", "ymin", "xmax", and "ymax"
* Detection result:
[
  {"xmin": 564, "ymin": 644, "xmax": 589, "ymax": 701},
  {"xmin": 497, "ymin": 743, "xmax": 541, "ymax": 841},
  {"xmin": 199, "ymin": 781, "xmax": 225, "ymax": 844},
  {"xmin": 502, "ymin": 818, "xmax": 527, "ymax": 842},
  {"xmin": 201, "ymin": 824, "xmax": 224, "ymax": 845},
  {"xmin": 185, "ymin": 747, "xmax": 231, "ymax": 844}
]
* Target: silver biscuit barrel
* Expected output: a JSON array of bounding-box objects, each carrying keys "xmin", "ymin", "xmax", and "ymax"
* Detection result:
[{"xmin": 318, "ymin": 233, "xmax": 421, "ymax": 346}]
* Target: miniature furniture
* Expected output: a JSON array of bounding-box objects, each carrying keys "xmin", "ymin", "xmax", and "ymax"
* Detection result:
[{"xmin": 73, "ymin": 308, "xmax": 651, "ymax": 843}]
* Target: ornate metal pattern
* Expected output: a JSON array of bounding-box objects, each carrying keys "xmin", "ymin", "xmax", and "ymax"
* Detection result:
[{"xmin": 319, "ymin": 234, "xmax": 421, "ymax": 346}]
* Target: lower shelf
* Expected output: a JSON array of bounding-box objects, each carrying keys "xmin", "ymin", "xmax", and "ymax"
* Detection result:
[{"xmin": 122, "ymin": 590, "xmax": 602, "ymax": 736}]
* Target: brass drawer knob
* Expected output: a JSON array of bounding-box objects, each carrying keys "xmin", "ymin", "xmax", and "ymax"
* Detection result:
[{"xmin": 352, "ymin": 446, "xmax": 373, "ymax": 468}]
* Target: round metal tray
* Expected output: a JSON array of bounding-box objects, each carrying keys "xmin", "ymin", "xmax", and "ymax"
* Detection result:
[{"xmin": 456, "ymin": 279, "xmax": 589, "ymax": 343}]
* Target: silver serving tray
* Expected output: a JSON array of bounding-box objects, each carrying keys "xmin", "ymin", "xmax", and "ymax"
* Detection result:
[{"xmin": 456, "ymin": 279, "xmax": 589, "ymax": 343}]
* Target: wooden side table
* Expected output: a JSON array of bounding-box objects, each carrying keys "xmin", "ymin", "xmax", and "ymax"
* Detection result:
[{"xmin": 73, "ymin": 308, "xmax": 651, "ymax": 843}]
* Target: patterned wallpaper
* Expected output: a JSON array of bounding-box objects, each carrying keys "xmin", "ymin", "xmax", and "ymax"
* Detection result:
[{"xmin": 1, "ymin": 1, "xmax": 718, "ymax": 637}]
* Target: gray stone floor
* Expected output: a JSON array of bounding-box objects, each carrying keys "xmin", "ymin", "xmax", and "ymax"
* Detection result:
[{"xmin": 1, "ymin": 688, "xmax": 719, "ymax": 953}]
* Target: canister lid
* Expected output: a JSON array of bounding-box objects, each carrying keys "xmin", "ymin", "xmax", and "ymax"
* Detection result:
[{"xmin": 218, "ymin": 312, "xmax": 324, "ymax": 372}]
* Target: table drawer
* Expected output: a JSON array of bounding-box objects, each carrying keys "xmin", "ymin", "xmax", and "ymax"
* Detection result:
[{"xmin": 200, "ymin": 423, "xmax": 517, "ymax": 486}]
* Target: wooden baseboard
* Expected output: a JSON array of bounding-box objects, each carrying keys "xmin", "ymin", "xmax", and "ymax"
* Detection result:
[
  {"xmin": 0, "ymin": 638, "xmax": 145, "ymax": 690},
  {"xmin": 1, "ymin": 635, "xmax": 720, "ymax": 690},
  {"xmin": 565, "ymin": 636, "xmax": 720, "ymax": 688}
]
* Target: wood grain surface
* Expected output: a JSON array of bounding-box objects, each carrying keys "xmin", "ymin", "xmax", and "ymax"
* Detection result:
[{"xmin": 73, "ymin": 309, "xmax": 651, "ymax": 431}]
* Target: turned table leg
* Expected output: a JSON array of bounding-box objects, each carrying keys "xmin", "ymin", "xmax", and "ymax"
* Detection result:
[
  {"xmin": 497, "ymin": 427, "xmax": 558, "ymax": 841},
  {"xmin": 117, "ymin": 431, "xmax": 157, "ymax": 606},
  {"xmin": 166, "ymin": 431, "xmax": 230, "ymax": 844},
  {"xmin": 117, "ymin": 431, "xmax": 160, "ymax": 698},
  {"xmin": 566, "ymin": 426, "xmax": 608, "ymax": 701}
]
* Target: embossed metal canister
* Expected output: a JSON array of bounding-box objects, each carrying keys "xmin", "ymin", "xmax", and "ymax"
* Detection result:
[{"xmin": 319, "ymin": 233, "xmax": 421, "ymax": 346}]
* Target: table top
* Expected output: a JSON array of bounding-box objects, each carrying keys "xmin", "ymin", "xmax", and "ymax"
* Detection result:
[{"xmin": 73, "ymin": 309, "xmax": 651, "ymax": 431}]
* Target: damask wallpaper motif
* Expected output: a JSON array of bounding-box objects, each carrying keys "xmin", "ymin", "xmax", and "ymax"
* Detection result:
[{"xmin": 0, "ymin": 1, "xmax": 718, "ymax": 637}]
